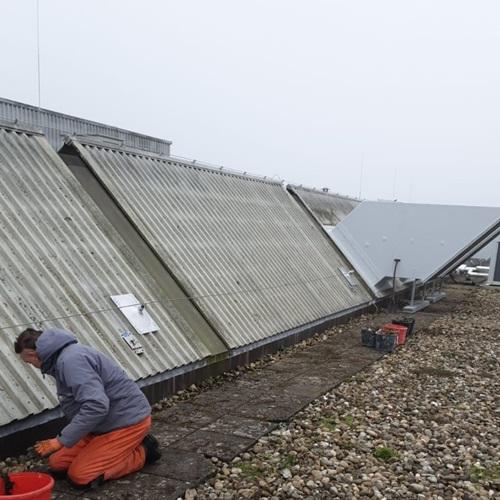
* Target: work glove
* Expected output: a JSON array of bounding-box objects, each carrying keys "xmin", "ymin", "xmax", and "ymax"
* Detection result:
[{"xmin": 34, "ymin": 437, "xmax": 63, "ymax": 457}]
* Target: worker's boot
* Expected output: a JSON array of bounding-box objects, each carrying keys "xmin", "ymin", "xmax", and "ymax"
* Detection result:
[{"xmin": 142, "ymin": 434, "xmax": 161, "ymax": 464}]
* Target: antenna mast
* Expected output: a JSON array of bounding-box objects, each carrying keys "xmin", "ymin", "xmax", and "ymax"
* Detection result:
[
  {"xmin": 36, "ymin": 0, "xmax": 41, "ymax": 110},
  {"xmin": 358, "ymin": 152, "xmax": 364, "ymax": 199}
]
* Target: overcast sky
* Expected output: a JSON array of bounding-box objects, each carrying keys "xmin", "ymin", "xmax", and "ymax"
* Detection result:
[{"xmin": 1, "ymin": 1, "xmax": 499, "ymax": 206}]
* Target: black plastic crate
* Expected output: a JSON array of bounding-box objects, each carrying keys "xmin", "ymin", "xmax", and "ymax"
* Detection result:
[
  {"xmin": 392, "ymin": 317, "xmax": 415, "ymax": 336},
  {"xmin": 375, "ymin": 331, "xmax": 398, "ymax": 352},
  {"xmin": 361, "ymin": 327, "xmax": 376, "ymax": 347}
]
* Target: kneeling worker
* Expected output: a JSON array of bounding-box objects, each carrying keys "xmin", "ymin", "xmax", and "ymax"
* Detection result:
[{"xmin": 14, "ymin": 328, "xmax": 161, "ymax": 488}]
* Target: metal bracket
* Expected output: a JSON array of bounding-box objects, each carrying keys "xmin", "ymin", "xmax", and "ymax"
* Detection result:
[
  {"xmin": 338, "ymin": 267, "xmax": 359, "ymax": 287},
  {"xmin": 121, "ymin": 330, "xmax": 144, "ymax": 355}
]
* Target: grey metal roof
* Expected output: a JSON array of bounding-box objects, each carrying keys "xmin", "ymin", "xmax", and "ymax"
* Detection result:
[
  {"xmin": 0, "ymin": 126, "xmax": 213, "ymax": 429},
  {"xmin": 0, "ymin": 97, "xmax": 171, "ymax": 155},
  {"xmin": 289, "ymin": 185, "xmax": 360, "ymax": 227},
  {"xmin": 67, "ymin": 138, "xmax": 374, "ymax": 349},
  {"xmin": 331, "ymin": 201, "xmax": 500, "ymax": 296}
]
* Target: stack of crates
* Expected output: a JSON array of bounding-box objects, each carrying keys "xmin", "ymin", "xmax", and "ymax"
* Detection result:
[
  {"xmin": 392, "ymin": 317, "xmax": 416, "ymax": 336},
  {"xmin": 361, "ymin": 318, "xmax": 416, "ymax": 352},
  {"xmin": 381, "ymin": 323, "xmax": 408, "ymax": 345}
]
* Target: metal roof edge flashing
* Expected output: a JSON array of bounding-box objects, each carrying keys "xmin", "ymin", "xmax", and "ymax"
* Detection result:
[
  {"xmin": 0, "ymin": 118, "xmax": 43, "ymax": 136},
  {"xmin": 136, "ymin": 299, "xmax": 379, "ymax": 389},
  {"xmin": 65, "ymin": 135, "xmax": 168, "ymax": 158},
  {"xmin": 168, "ymin": 155, "xmax": 283, "ymax": 185},
  {"xmin": 135, "ymin": 358, "xmax": 211, "ymax": 389},
  {"xmin": 0, "ymin": 407, "xmax": 64, "ymax": 439},
  {"xmin": 67, "ymin": 136, "xmax": 283, "ymax": 186},
  {"xmin": 230, "ymin": 299, "xmax": 377, "ymax": 357}
]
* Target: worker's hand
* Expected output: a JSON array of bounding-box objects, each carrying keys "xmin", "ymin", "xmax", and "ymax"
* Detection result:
[{"xmin": 34, "ymin": 437, "xmax": 63, "ymax": 457}]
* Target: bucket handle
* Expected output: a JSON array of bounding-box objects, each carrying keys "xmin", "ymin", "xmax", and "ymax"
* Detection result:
[{"xmin": 1, "ymin": 472, "xmax": 14, "ymax": 496}]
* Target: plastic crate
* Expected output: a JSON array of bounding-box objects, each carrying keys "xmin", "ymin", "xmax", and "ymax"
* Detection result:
[
  {"xmin": 392, "ymin": 317, "xmax": 415, "ymax": 336},
  {"xmin": 361, "ymin": 328, "xmax": 376, "ymax": 347},
  {"xmin": 381, "ymin": 323, "xmax": 408, "ymax": 345},
  {"xmin": 375, "ymin": 331, "xmax": 398, "ymax": 352}
]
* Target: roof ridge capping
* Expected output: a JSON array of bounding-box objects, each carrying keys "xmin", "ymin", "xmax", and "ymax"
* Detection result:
[{"xmin": 65, "ymin": 135, "xmax": 284, "ymax": 186}]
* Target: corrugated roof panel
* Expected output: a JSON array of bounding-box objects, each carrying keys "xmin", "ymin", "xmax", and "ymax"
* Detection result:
[
  {"xmin": 70, "ymin": 140, "xmax": 374, "ymax": 349},
  {"xmin": 290, "ymin": 186, "xmax": 360, "ymax": 227},
  {"xmin": 0, "ymin": 127, "xmax": 211, "ymax": 428}
]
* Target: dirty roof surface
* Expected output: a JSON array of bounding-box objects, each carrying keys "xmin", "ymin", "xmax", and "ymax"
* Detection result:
[
  {"xmin": 0, "ymin": 127, "xmax": 212, "ymax": 430},
  {"xmin": 67, "ymin": 139, "xmax": 373, "ymax": 349},
  {"xmin": 289, "ymin": 185, "xmax": 360, "ymax": 227}
]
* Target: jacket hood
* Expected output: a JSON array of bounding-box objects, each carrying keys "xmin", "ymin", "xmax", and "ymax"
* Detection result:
[{"xmin": 37, "ymin": 329, "xmax": 78, "ymax": 375}]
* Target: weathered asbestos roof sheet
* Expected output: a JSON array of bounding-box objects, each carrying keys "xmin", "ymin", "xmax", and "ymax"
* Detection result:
[
  {"xmin": 332, "ymin": 201, "xmax": 500, "ymax": 296},
  {"xmin": 289, "ymin": 186, "xmax": 360, "ymax": 227},
  {"xmin": 68, "ymin": 139, "xmax": 374, "ymax": 349},
  {"xmin": 0, "ymin": 127, "xmax": 212, "ymax": 428}
]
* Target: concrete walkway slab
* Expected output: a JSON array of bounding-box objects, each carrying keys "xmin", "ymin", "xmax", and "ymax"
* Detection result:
[
  {"xmin": 230, "ymin": 397, "xmax": 310, "ymax": 422},
  {"xmin": 81, "ymin": 473, "xmax": 191, "ymax": 500},
  {"xmin": 144, "ymin": 448, "xmax": 215, "ymax": 483},
  {"xmin": 174, "ymin": 430, "xmax": 255, "ymax": 462},
  {"xmin": 200, "ymin": 415, "xmax": 277, "ymax": 439},
  {"xmin": 151, "ymin": 420, "xmax": 199, "ymax": 448},
  {"xmin": 153, "ymin": 401, "xmax": 223, "ymax": 427}
]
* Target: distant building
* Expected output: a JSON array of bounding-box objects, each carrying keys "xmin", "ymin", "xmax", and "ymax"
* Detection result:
[{"xmin": 0, "ymin": 97, "xmax": 171, "ymax": 155}]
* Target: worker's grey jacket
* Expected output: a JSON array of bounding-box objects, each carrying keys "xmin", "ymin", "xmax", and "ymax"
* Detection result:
[{"xmin": 36, "ymin": 329, "xmax": 151, "ymax": 448}]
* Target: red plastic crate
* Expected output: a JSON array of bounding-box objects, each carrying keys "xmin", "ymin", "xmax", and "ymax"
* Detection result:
[{"xmin": 381, "ymin": 323, "xmax": 408, "ymax": 345}]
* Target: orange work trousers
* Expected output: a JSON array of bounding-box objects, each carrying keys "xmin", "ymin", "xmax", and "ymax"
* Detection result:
[{"xmin": 48, "ymin": 415, "xmax": 151, "ymax": 486}]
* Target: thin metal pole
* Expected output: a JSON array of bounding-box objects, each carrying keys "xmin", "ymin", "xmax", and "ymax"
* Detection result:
[
  {"xmin": 358, "ymin": 152, "xmax": 364, "ymax": 199},
  {"xmin": 36, "ymin": 0, "xmax": 41, "ymax": 110},
  {"xmin": 390, "ymin": 258, "xmax": 400, "ymax": 311},
  {"xmin": 410, "ymin": 279, "xmax": 417, "ymax": 306}
]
